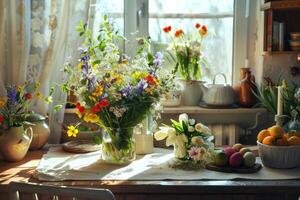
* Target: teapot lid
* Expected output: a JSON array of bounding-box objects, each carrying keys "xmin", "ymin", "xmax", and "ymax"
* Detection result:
[{"xmin": 26, "ymin": 112, "xmax": 46, "ymax": 122}]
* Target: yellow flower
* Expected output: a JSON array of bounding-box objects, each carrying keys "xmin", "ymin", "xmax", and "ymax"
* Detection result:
[
  {"xmin": 76, "ymin": 110, "xmax": 83, "ymax": 118},
  {"xmin": 67, "ymin": 125, "xmax": 79, "ymax": 137},
  {"xmin": 83, "ymin": 112, "xmax": 100, "ymax": 123},
  {"xmin": 89, "ymin": 95, "xmax": 97, "ymax": 103},
  {"xmin": 35, "ymin": 92, "xmax": 43, "ymax": 99},
  {"xmin": 35, "ymin": 82, "xmax": 41, "ymax": 88},
  {"xmin": 112, "ymin": 73, "xmax": 123, "ymax": 84},
  {"xmin": 131, "ymin": 72, "xmax": 147, "ymax": 80},
  {"xmin": 92, "ymin": 85, "xmax": 103, "ymax": 97},
  {"xmin": 17, "ymin": 85, "xmax": 23, "ymax": 93},
  {"xmin": 77, "ymin": 62, "xmax": 83, "ymax": 69},
  {"xmin": 0, "ymin": 98, "xmax": 6, "ymax": 108}
]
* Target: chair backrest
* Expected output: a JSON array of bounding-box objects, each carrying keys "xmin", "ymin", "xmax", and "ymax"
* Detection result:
[{"xmin": 9, "ymin": 181, "xmax": 115, "ymax": 200}]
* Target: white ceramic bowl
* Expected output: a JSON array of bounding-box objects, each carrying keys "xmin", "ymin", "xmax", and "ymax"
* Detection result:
[{"xmin": 257, "ymin": 141, "xmax": 300, "ymax": 169}]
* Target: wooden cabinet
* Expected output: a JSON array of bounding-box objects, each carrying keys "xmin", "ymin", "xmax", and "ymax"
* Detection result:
[{"xmin": 262, "ymin": 0, "xmax": 300, "ymax": 54}]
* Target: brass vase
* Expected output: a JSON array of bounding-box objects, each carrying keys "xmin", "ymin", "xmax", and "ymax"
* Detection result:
[{"xmin": 0, "ymin": 126, "xmax": 33, "ymax": 162}]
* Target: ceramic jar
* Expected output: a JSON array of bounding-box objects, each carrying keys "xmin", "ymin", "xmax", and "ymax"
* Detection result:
[
  {"xmin": 26, "ymin": 113, "xmax": 50, "ymax": 150},
  {"xmin": 0, "ymin": 126, "xmax": 33, "ymax": 162}
]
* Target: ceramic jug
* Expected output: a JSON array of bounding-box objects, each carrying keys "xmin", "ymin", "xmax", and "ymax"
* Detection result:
[{"xmin": 0, "ymin": 126, "xmax": 33, "ymax": 162}]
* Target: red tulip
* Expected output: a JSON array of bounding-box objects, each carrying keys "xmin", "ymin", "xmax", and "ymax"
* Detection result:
[
  {"xmin": 91, "ymin": 105, "xmax": 100, "ymax": 113},
  {"xmin": 163, "ymin": 26, "xmax": 172, "ymax": 33},
  {"xmin": 174, "ymin": 29, "xmax": 184, "ymax": 37},
  {"xmin": 98, "ymin": 99, "xmax": 109, "ymax": 107},
  {"xmin": 195, "ymin": 23, "xmax": 201, "ymax": 29}
]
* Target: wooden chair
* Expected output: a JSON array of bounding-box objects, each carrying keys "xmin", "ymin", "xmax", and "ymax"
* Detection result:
[{"xmin": 9, "ymin": 181, "xmax": 115, "ymax": 200}]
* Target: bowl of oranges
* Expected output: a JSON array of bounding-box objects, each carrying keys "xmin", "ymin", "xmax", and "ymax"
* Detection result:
[{"xmin": 257, "ymin": 125, "xmax": 300, "ymax": 169}]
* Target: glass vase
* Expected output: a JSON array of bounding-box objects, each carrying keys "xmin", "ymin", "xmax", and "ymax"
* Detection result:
[{"xmin": 101, "ymin": 127, "xmax": 136, "ymax": 164}]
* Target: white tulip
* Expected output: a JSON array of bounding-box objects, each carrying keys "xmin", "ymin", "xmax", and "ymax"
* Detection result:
[
  {"xmin": 188, "ymin": 126, "xmax": 195, "ymax": 132},
  {"xmin": 179, "ymin": 113, "xmax": 189, "ymax": 124},
  {"xmin": 188, "ymin": 119, "xmax": 196, "ymax": 126}
]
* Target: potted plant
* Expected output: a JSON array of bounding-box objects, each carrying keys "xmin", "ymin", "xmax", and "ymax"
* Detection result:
[
  {"xmin": 0, "ymin": 82, "xmax": 48, "ymax": 161},
  {"xmin": 60, "ymin": 16, "xmax": 169, "ymax": 164},
  {"xmin": 162, "ymin": 23, "xmax": 209, "ymax": 106}
]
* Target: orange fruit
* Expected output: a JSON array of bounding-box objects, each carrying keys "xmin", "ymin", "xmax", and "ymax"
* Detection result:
[
  {"xmin": 288, "ymin": 136, "xmax": 300, "ymax": 146},
  {"xmin": 257, "ymin": 129, "xmax": 270, "ymax": 143},
  {"xmin": 276, "ymin": 137, "xmax": 289, "ymax": 146},
  {"xmin": 268, "ymin": 125, "xmax": 285, "ymax": 139},
  {"xmin": 262, "ymin": 136, "xmax": 276, "ymax": 145}
]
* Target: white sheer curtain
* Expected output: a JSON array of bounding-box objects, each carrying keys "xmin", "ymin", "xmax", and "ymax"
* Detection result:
[
  {"xmin": 0, "ymin": 0, "xmax": 31, "ymax": 94},
  {"xmin": 0, "ymin": 0, "xmax": 90, "ymax": 143}
]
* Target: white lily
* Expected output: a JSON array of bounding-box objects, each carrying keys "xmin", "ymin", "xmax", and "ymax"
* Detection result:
[{"xmin": 154, "ymin": 127, "xmax": 176, "ymax": 142}]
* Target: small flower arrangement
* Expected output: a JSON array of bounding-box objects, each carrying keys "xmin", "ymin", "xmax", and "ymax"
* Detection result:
[
  {"xmin": 60, "ymin": 16, "xmax": 170, "ymax": 164},
  {"xmin": 0, "ymin": 82, "xmax": 50, "ymax": 130},
  {"xmin": 154, "ymin": 113, "xmax": 214, "ymax": 170},
  {"xmin": 163, "ymin": 22, "xmax": 208, "ymax": 81}
]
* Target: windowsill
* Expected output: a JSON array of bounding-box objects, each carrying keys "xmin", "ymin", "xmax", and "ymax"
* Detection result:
[
  {"xmin": 161, "ymin": 106, "xmax": 270, "ymax": 129},
  {"xmin": 163, "ymin": 106, "xmax": 267, "ymax": 114}
]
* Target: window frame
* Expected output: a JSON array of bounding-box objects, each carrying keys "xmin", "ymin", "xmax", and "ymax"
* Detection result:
[{"xmin": 90, "ymin": 0, "xmax": 249, "ymax": 85}]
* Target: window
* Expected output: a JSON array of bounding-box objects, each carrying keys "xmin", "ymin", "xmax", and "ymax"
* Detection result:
[{"xmin": 89, "ymin": 0, "xmax": 248, "ymax": 85}]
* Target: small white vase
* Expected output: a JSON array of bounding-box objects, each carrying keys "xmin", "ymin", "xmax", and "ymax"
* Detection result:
[{"xmin": 179, "ymin": 80, "xmax": 205, "ymax": 106}]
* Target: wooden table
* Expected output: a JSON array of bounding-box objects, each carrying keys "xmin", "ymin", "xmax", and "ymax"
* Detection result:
[{"xmin": 1, "ymin": 150, "xmax": 300, "ymax": 200}]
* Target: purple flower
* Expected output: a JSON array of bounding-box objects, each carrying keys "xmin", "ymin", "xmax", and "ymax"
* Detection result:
[
  {"xmin": 153, "ymin": 52, "xmax": 163, "ymax": 68},
  {"xmin": 87, "ymin": 73, "xmax": 97, "ymax": 92},
  {"xmin": 121, "ymin": 85, "xmax": 133, "ymax": 98},
  {"xmin": 6, "ymin": 86, "xmax": 17, "ymax": 109},
  {"xmin": 136, "ymin": 79, "xmax": 148, "ymax": 94}
]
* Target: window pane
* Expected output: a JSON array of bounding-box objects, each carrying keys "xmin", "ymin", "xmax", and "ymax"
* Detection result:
[
  {"xmin": 149, "ymin": 0, "xmax": 234, "ymax": 84},
  {"xmin": 91, "ymin": 0, "xmax": 124, "ymax": 36}
]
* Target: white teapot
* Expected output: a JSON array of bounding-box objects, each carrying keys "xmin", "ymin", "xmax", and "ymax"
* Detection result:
[{"xmin": 201, "ymin": 73, "xmax": 235, "ymax": 106}]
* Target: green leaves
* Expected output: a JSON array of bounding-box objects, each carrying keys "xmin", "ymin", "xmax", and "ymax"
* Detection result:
[
  {"xmin": 252, "ymin": 84, "xmax": 277, "ymax": 114},
  {"xmin": 53, "ymin": 105, "xmax": 63, "ymax": 112},
  {"xmin": 76, "ymin": 20, "xmax": 87, "ymax": 36}
]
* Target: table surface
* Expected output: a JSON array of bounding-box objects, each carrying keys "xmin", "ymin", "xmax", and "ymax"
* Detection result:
[{"xmin": 0, "ymin": 150, "xmax": 300, "ymax": 199}]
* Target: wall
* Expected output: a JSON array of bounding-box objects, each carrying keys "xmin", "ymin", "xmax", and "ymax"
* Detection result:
[{"xmin": 250, "ymin": 0, "xmax": 300, "ymax": 86}]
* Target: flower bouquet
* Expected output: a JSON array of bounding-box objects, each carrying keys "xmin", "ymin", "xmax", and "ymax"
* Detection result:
[
  {"xmin": 0, "ymin": 82, "xmax": 51, "ymax": 161},
  {"xmin": 154, "ymin": 113, "xmax": 214, "ymax": 170},
  {"xmin": 163, "ymin": 23, "xmax": 208, "ymax": 81},
  {"xmin": 61, "ymin": 16, "xmax": 169, "ymax": 164},
  {"xmin": 0, "ymin": 82, "xmax": 48, "ymax": 130}
]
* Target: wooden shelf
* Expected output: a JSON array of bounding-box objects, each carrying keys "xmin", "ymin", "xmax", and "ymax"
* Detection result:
[
  {"xmin": 262, "ymin": 0, "xmax": 300, "ymax": 10},
  {"xmin": 263, "ymin": 50, "xmax": 300, "ymax": 55}
]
